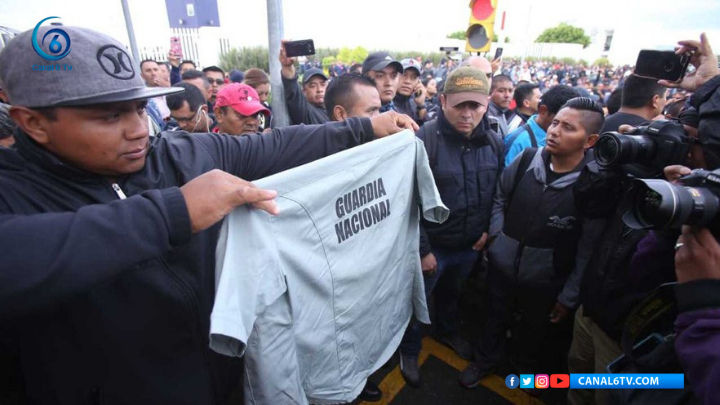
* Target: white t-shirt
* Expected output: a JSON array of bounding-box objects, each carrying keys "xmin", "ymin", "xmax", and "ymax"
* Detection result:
[{"xmin": 210, "ymin": 130, "xmax": 448, "ymax": 405}]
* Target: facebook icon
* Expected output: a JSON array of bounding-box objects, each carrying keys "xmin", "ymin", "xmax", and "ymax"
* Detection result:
[{"xmin": 505, "ymin": 374, "xmax": 519, "ymax": 389}]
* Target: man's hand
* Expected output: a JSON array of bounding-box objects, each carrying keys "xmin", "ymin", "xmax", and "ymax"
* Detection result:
[
  {"xmin": 421, "ymin": 253, "xmax": 437, "ymax": 276},
  {"xmin": 168, "ymin": 52, "xmax": 181, "ymax": 68},
  {"xmin": 279, "ymin": 40, "xmax": 296, "ymax": 79},
  {"xmin": 370, "ymin": 111, "xmax": 420, "ymax": 137},
  {"xmin": 180, "ymin": 169, "xmax": 279, "ymax": 234},
  {"xmin": 659, "ymin": 33, "xmax": 719, "ymax": 92},
  {"xmin": 154, "ymin": 77, "xmax": 171, "ymax": 88},
  {"xmin": 549, "ymin": 301, "xmax": 570, "ymax": 324},
  {"xmin": 664, "ymin": 165, "xmax": 692, "ymax": 184},
  {"xmin": 675, "ymin": 226, "xmax": 720, "ymax": 283},
  {"xmin": 413, "ymin": 82, "xmax": 427, "ymax": 106},
  {"xmin": 472, "ymin": 232, "xmax": 489, "ymax": 251},
  {"xmin": 491, "ymin": 58, "xmax": 502, "ymax": 75}
]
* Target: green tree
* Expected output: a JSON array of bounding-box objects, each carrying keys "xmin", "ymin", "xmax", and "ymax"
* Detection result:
[
  {"xmin": 593, "ymin": 57, "xmax": 610, "ymax": 67},
  {"xmin": 218, "ymin": 47, "xmax": 270, "ymax": 73},
  {"xmin": 337, "ymin": 47, "xmax": 353, "ymax": 64},
  {"xmin": 350, "ymin": 46, "xmax": 369, "ymax": 64},
  {"xmin": 322, "ymin": 55, "xmax": 336, "ymax": 70},
  {"xmin": 535, "ymin": 23, "xmax": 591, "ymax": 48},
  {"xmin": 447, "ymin": 30, "xmax": 466, "ymax": 40}
]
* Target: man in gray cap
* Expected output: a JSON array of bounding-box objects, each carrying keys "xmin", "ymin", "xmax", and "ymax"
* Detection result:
[
  {"xmin": 0, "ymin": 24, "xmax": 417, "ymax": 403},
  {"xmin": 279, "ymin": 40, "xmax": 329, "ymax": 125},
  {"xmin": 362, "ymin": 51, "xmax": 404, "ymax": 113}
]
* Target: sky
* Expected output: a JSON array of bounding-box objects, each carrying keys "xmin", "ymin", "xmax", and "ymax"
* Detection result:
[{"xmin": 1, "ymin": 0, "xmax": 719, "ymax": 65}]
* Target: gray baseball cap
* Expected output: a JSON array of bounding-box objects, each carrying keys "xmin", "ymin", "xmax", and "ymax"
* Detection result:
[{"xmin": 0, "ymin": 25, "xmax": 183, "ymax": 108}]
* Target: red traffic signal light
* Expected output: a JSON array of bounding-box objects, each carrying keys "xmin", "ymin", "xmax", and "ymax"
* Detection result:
[{"xmin": 466, "ymin": 0, "xmax": 497, "ymax": 52}]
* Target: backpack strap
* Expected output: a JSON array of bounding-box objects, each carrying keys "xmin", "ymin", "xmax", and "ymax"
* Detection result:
[
  {"xmin": 506, "ymin": 147, "xmax": 537, "ymax": 208},
  {"xmin": 525, "ymin": 123, "xmax": 538, "ymax": 148},
  {"xmin": 421, "ymin": 119, "xmax": 439, "ymax": 169},
  {"xmin": 504, "ymin": 122, "xmax": 536, "ymax": 156}
]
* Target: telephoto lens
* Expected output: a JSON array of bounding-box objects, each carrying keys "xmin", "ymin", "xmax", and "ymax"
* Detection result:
[
  {"xmin": 593, "ymin": 120, "xmax": 691, "ymax": 178},
  {"xmin": 595, "ymin": 132, "xmax": 656, "ymax": 169},
  {"xmin": 623, "ymin": 169, "xmax": 720, "ymax": 232}
]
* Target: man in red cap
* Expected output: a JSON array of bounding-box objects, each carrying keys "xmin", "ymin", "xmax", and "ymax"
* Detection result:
[{"xmin": 213, "ymin": 83, "xmax": 271, "ymax": 135}]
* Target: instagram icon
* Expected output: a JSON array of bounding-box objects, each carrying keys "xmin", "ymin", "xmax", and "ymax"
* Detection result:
[{"xmin": 535, "ymin": 374, "xmax": 549, "ymax": 389}]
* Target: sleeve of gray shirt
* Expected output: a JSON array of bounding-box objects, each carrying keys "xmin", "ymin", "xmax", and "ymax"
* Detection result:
[
  {"xmin": 414, "ymin": 138, "xmax": 448, "ymax": 224},
  {"xmin": 557, "ymin": 218, "xmax": 606, "ymax": 309}
]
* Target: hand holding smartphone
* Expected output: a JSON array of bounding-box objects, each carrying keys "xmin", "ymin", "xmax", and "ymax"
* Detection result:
[
  {"xmin": 170, "ymin": 36, "xmax": 183, "ymax": 59},
  {"xmin": 284, "ymin": 39, "xmax": 316, "ymax": 58},
  {"xmin": 635, "ymin": 49, "xmax": 693, "ymax": 82},
  {"xmin": 494, "ymin": 47, "xmax": 503, "ymax": 61}
]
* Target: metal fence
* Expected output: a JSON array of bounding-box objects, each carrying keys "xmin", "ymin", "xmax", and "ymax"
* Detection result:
[{"xmin": 138, "ymin": 28, "xmax": 231, "ymax": 68}]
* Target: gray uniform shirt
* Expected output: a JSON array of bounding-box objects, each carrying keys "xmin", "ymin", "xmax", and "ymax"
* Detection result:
[{"xmin": 210, "ymin": 131, "xmax": 448, "ymax": 405}]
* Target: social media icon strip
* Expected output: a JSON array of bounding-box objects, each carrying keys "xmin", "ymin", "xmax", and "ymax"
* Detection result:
[
  {"xmin": 551, "ymin": 374, "xmax": 570, "ymax": 388},
  {"xmin": 505, "ymin": 374, "xmax": 519, "ymax": 389},
  {"xmin": 535, "ymin": 374, "xmax": 550, "ymax": 389},
  {"xmin": 520, "ymin": 374, "xmax": 534, "ymax": 388}
]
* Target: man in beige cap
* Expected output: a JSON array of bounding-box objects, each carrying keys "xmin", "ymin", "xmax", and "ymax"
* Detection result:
[{"xmin": 398, "ymin": 66, "xmax": 503, "ymax": 387}]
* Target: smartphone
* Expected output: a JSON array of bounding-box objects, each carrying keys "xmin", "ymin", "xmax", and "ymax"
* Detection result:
[
  {"xmin": 285, "ymin": 39, "xmax": 315, "ymax": 58},
  {"xmin": 170, "ymin": 36, "xmax": 183, "ymax": 59},
  {"xmin": 494, "ymin": 47, "xmax": 503, "ymax": 60},
  {"xmin": 635, "ymin": 50, "xmax": 693, "ymax": 82}
]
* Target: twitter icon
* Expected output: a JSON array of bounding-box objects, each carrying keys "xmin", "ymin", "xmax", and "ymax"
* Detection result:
[
  {"xmin": 505, "ymin": 374, "xmax": 519, "ymax": 389},
  {"xmin": 520, "ymin": 374, "xmax": 534, "ymax": 388}
]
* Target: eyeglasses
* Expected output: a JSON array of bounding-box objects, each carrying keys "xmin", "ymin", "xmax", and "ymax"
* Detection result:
[
  {"xmin": 170, "ymin": 107, "xmax": 200, "ymax": 123},
  {"xmin": 209, "ymin": 78, "xmax": 225, "ymax": 85}
]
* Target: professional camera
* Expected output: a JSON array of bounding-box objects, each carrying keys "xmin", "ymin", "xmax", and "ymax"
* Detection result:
[
  {"xmin": 594, "ymin": 120, "xmax": 692, "ymax": 178},
  {"xmin": 623, "ymin": 169, "xmax": 720, "ymax": 234}
]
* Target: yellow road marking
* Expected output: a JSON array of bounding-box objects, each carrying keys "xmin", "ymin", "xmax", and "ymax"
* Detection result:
[{"xmin": 360, "ymin": 337, "xmax": 545, "ymax": 405}]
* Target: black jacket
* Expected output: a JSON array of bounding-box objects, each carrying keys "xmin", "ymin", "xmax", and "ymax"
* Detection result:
[
  {"xmin": 0, "ymin": 118, "xmax": 374, "ymax": 404},
  {"xmin": 417, "ymin": 112, "xmax": 503, "ymax": 255},
  {"xmin": 282, "ymin": 75, "xmax": 329, "ymax": 125},
  {"xmin": 488, "ymin": 148, "xmax": 601, "ymax": 308}
]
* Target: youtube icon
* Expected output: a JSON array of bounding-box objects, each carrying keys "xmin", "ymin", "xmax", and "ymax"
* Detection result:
[{"xmin": 551, "ymin": 374, "xmax": 570, "ymax": 388}]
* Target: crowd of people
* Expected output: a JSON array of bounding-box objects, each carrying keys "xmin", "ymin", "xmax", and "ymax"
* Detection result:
[{"xmin": 1, "ymin": 20, "xmax": 720, "ymax": 405}]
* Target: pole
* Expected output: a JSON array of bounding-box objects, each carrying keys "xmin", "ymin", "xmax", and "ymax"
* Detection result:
[
  {"xmin": 267, "ymin": 0, "xmax": 289, "ymax": 128},
  {"xmin": 520, "ymin": 5, "xmax": 532, "ymax": 66},
  {"xmin": 120, "ymin": 0, "xmax": 140, "ymax": 63}
]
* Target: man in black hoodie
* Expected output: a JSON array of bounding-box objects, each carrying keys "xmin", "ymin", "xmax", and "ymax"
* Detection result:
[{"xmin": 0, "ymin": 26, "xmax": 417, "ymax": 404}]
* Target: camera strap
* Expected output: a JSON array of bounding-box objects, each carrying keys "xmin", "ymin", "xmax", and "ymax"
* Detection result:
[{"xmin": 621, "ymin": 282, "xmax": 678, "ymax": 362}]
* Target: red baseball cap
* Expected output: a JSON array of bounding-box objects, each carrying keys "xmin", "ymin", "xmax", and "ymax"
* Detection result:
[{"xmin": 215, "ymin": 83, "xmax": 270, "ymax": 117}]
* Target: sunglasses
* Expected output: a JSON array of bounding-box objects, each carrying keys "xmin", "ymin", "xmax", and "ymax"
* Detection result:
[{"xmin": 209, "ymin": 78, "xmax": 225, "ymax": 85}]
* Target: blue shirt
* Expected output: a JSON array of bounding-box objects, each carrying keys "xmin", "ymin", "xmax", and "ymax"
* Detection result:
[{"xmin": 504, "ymin": 115, "xmax": 546, "ymax": 166}]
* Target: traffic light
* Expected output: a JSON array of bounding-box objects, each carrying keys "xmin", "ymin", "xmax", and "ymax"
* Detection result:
[{"xmin": 466, "ymin": 0, "xmax": 497, "ymax": 53}]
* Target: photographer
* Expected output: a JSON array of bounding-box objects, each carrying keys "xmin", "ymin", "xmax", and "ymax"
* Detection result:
[
  {"xmin": 568, "ymin": 33, "xmax": 720, "ymax": 405},
  {"xmin": 662, "ymin": 33, "xmax": 720, "ymax": 405}
]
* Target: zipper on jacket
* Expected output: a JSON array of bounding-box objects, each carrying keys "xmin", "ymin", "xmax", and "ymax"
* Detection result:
[
  {"xmin": 461, "ymin": 141, "xmax": 470, "ymax": 235},
  {"xmin": 158, "ymin": 257, "xmax": 216, "ymax": 400},
  {"xmin": 110, "ymin": 183, "xmax": 127, "ymax": 200}
]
